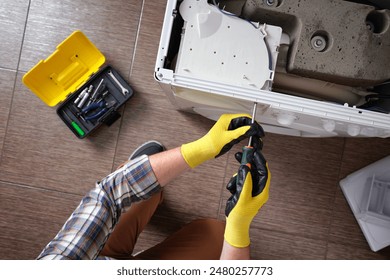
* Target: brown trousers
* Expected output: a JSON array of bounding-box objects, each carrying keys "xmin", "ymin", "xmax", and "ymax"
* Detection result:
[{"xmin": 100, "ymin": 191, "xmax": 225, "ymax": 260}]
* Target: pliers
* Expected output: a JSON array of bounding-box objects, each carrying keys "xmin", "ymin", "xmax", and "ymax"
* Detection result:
[{"xmin": 81, "ymin": 100, "xmax": 116, "ymax": 121}]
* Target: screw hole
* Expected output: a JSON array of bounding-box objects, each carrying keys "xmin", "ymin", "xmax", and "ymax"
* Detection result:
[{"xmin": 366, "ymin": 10, "xmax": 389, "ymax": 34}]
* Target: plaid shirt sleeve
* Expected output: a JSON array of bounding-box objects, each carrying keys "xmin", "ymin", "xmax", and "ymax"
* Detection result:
[{"xmin": 37, "ymin": 155, "xmax": 161, "ymax": 260}]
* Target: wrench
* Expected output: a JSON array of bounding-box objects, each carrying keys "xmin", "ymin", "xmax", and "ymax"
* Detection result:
[{"xmin": 108, "ymin": 70, "xmax": 129, "ymax": 96}]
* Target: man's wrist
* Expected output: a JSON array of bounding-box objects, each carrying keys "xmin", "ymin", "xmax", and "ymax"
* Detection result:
[
  {"xmin": 181, "ymin": 136, "xmax": 213, "ymax": 168},
  {"xmin": 224, "ymin": 215, "xmax": 251, "ymax": 248}
]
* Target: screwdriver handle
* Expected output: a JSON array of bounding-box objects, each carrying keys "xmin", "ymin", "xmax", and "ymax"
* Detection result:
[
  {"xmin": 62, "ymin": 110, "xmax": 85, "ymax": 137},
  {"xmin": 240, "ymin": 145, "xmax": 253, "ymax": 168},
  {"xmin": 236, "ymin": 145, "xmax": 253, "ymax": 188},
  {"xmin": 71, "ymin": 121, "xmax": 85, "ymax": 137},
  {"xmin": 236, "ymin": 102, "xmax": 257, "ymax": 184}
]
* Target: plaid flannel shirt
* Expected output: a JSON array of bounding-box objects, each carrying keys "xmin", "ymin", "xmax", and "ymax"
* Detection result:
[{"xmin": 37, "ymin": 155, "xmax": 161, "ymax": 260}]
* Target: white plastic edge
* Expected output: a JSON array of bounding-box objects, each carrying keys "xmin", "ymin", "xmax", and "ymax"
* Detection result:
[{"xmin": 164, "ymin": 73, "xmax": 390, "ymax": 131}]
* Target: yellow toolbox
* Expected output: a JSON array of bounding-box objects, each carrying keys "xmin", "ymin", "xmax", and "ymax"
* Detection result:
[{"xmin": 23, "ymin": 30, "xmax": 134, "ymax": 138}]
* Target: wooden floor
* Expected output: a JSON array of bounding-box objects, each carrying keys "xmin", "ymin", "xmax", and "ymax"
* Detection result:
[{"xmin": 0, "ymin": 0, "xmax": 389, "ymax": 260}]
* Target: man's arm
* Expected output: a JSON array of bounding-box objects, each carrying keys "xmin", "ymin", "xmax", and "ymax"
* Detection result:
[
  {"xmin": 38, "ymin": 114, "xmax": 262, "ymax": 260},
  {"xmin": 149, "ymin": 147, "xmax": 190, "ymax": 187}
]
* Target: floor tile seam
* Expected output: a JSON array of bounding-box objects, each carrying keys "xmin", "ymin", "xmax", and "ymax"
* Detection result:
[
  {"xmin": 0, "ymin": 179, "xmax": 82, "ymax": 198},
  {"xmin": 111, "ymin": 0, "xmax": 145, "ymax": 172},
  {"xmin": 110, "ymin": 106, "xmax": 129, "ymax": 172},
  {"xmin": 324, "ymin": 137, "xmax": 347, "ymax": 259},
  {"xmin": 0, "ymin": 67, "xmax": 18, "ymax": 72},
  {"xmin": 0, "ymin": 0, "xmax": 31, "ymax": 73},
  {"xmin": 0, "ymin": 1, "xmax": 31, "ymax": 166},
  {"xmin": 15, "ymin": 0, "xmax": 31, "ymax": 74},
  {"xmin": 128, "ymin": 0, "xmax": 145, "ymax": 79},
  {"xmin": 0, "ymin": 70, "xmax": 18, "ymax": 167}
]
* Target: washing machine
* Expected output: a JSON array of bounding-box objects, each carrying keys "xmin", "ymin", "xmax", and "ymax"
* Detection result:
[{"xmin": 154, "ymin": 0, "xmax": 390, "ymax": 137}]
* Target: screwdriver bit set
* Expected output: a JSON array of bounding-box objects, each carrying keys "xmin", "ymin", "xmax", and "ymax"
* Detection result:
[{"xmin": 22, "ymin": 30, "xmax": 134, "ymax": 138}]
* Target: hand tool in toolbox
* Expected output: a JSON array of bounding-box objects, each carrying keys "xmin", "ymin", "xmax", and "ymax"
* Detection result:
[
  {"xmin": 86, "ymin": 78, "xmax": 105, "ymax": 107},
  {"xmin": 22, "ymin": 30, "xmax": 134, "ymax": 139},
  {"xmin": 81, "ymin": 100, "xmax": 116, "ymax": 121},
  {"xmin": 62, "ymin": 110, "xmax": 85, "ymax": 137}
]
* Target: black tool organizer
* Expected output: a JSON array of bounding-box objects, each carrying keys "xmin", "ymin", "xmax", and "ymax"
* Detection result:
[
  {"xmin": 22, "ymin": 30, "xmax": 135, "ymax": 139},
  {"xmin": 57, "ymin": 65, "xmax": 134, "ymax": 138}
]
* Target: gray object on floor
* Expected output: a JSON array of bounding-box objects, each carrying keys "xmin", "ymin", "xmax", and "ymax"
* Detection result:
[{"xmin": 340, "ymin": 155, "xmax": 390, "ymax": 252}]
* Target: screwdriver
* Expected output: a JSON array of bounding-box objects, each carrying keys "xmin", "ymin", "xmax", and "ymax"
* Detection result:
[
  {"xmin": 240, "ymin": 102, "xmax": 258, "ymax": 168},
  {"xmin": 62, "ymin": 110, "xmax": 85, "ymax": 137}
]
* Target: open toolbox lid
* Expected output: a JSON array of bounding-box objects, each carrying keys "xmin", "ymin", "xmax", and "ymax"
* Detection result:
[{"xmin": 22, "ymin": 30, "xmax": 105, "ymax": 107}]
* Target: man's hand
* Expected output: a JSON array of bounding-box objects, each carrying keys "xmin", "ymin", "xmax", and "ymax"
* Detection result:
[
  {"xmin": 181, "ymin": 114, "xmax": 264, "ymax": 168},
  {"xmin": 224, "ymin": 148, "xmax": 270, "ymax": 248}
]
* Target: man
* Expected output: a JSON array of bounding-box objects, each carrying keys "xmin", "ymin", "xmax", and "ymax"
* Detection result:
[{"xmin": 37, "ymin": 113, "xmax": 270, "ymax": 260}]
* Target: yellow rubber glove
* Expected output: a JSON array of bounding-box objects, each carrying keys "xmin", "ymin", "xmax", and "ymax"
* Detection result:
[
  {"xmin": 181, "ymin": 114, "xmax": 264, "ymax": 168},
  {"xmin": 224, "ymin": 150, "xmax": 270, "ymax": 248}
]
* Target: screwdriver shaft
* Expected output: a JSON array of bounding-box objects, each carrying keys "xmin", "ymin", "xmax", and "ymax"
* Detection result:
[{"xmin": 248, "ymin": 102, "xmax": 258, "ymax": 147}]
